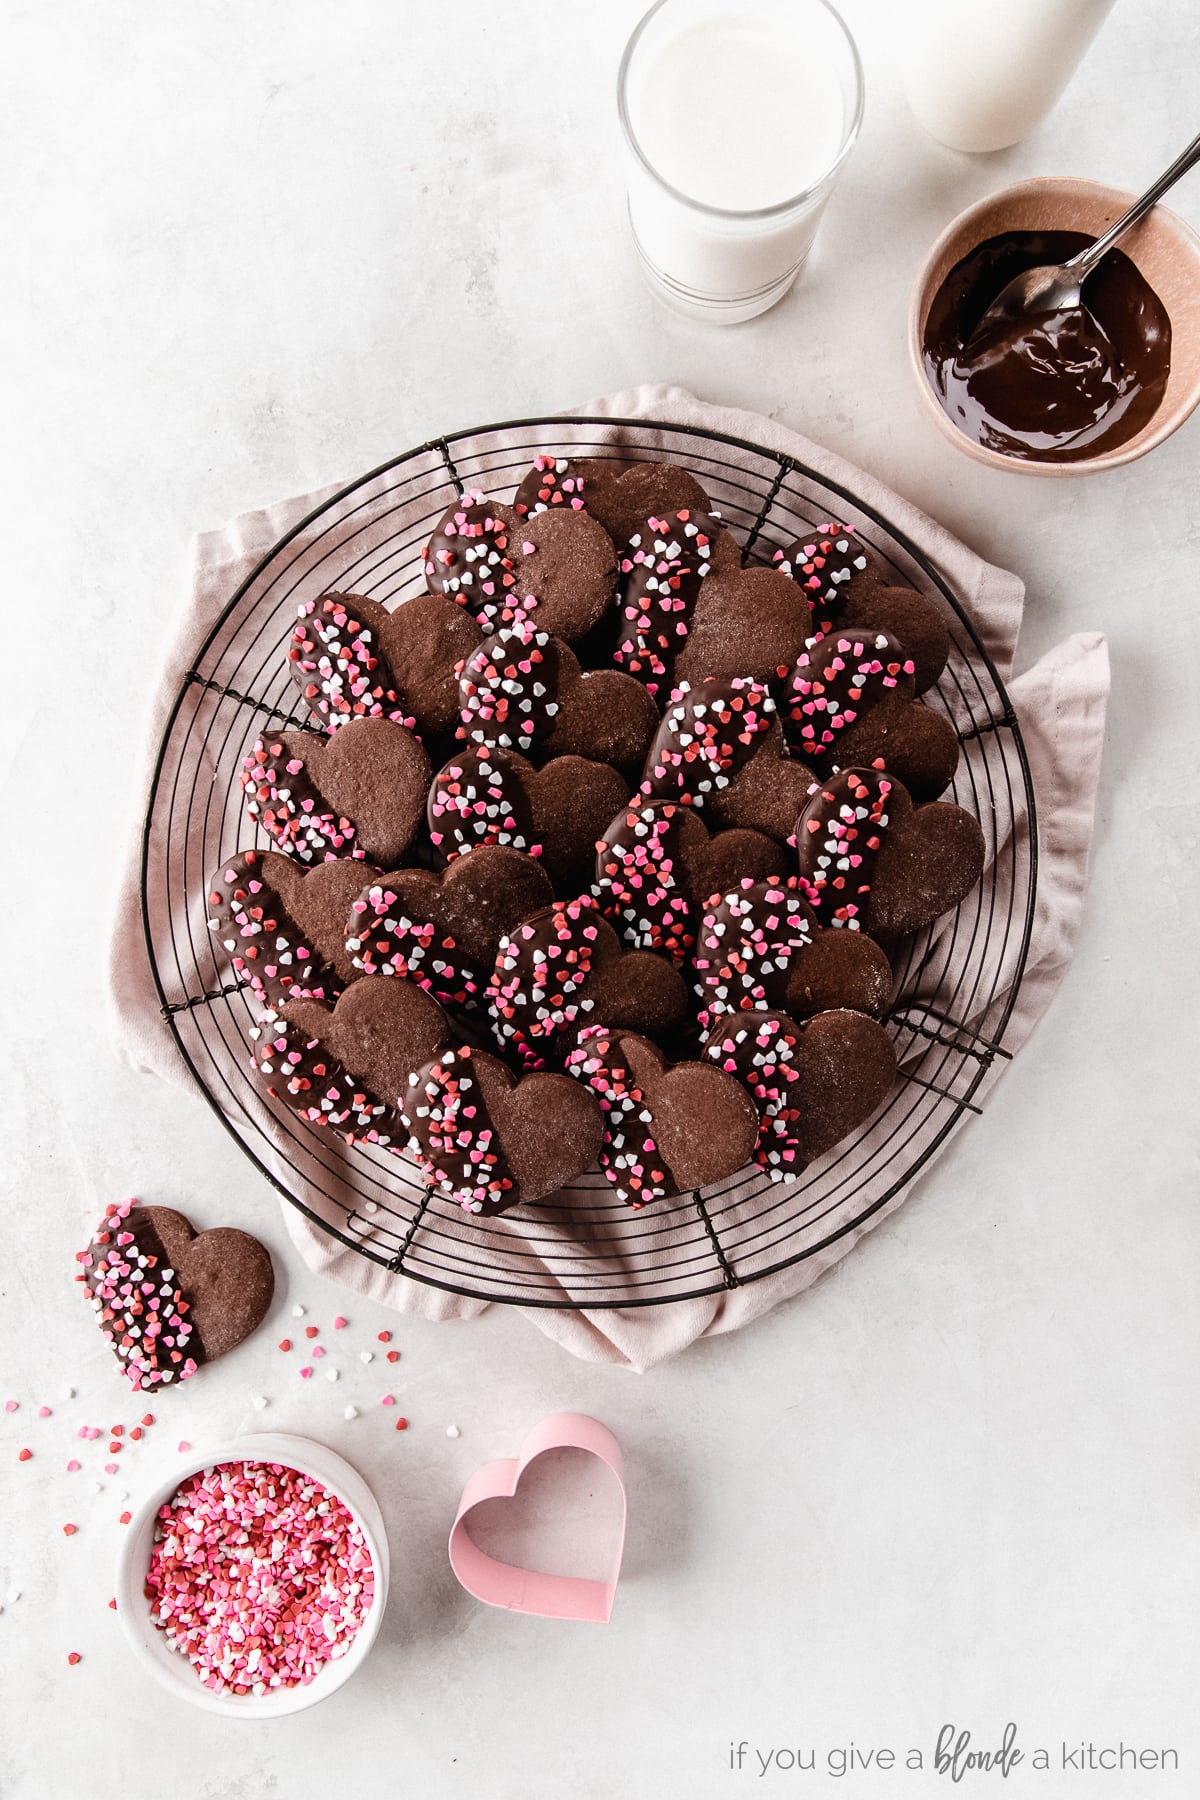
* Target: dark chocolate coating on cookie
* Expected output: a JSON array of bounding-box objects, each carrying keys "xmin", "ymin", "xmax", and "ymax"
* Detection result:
[
  {"xmin": 692, "ymin": 879, "xmax": 819, "ymax": 1025},
  {"xmin": 423, "ymin": 494, "xmax": 521, "ymax": 626},
  {"xmin": 207, "ymin": 849, "xmax": 346, "ymax": 1012},
  {"xmin": 615, "ymin": 507, "xmax": 738, "ymax": 692},
  {"xmin": 401, "ymin": 1043, "xmax": 603, "ymax": 1214},
  {"xmin": 241, "ymin": 718, "xmax": 430, "ymax": 867},
  {"xmin": 283, "ymin": 975, "xmax": 453, "ymax": 1113},
  {"xmin": 785, "ymin": 627, "xmax": 916, "ymax": 762},
  {"xmin": 254, "ymin": 1010, "xmax": 402, "ymax": 1147},
  {"xmin": 640, "ymin": 677, "xmax": 777, "ymax": 808},
  {"xmin": 287, "ymin": 591, "xmax": 484, "ymax": 741},
  {"xmin": 429, "ymin": 745, "xmax": 541, "ymax": 860},
  {"xmin": 705, "ymin": 717, "xmax": 817, "ymax": 844},
  {"xmin": 565, "ymin": 1026, "xmax": 759, "ymax": 1205},
  {"xmin": 515, "ymin": 456, "xmax": 713, "ymax": 552},
  {"xmin": 458, "ymin": 627, "xmax": 564, "ymax": 753}
]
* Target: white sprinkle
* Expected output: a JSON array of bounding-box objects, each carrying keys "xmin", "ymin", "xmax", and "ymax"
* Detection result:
[
  {"xmin": 325, "ymin": 1368, "xmax": 339, "ymax": 1383},
  {"xmin": 252, "ymin": 1396, "xmax": 269, "ymax": 1411},
  {"xmin": 343, "ymin": 1405, "xmax": 358, "ymax": 1421},
  {"xmin": 445, "ymin": 1425, "xmax": 461, "ymax": 1439},
  {"xmin": 60, "ymin": 1386, "xmax": 76, "ymax": 1401},
  {"xmin": 292, "ymin": 1303, "xmax": 306, "ymax": 1318},
  {"xmin": 359, "ymin": 1350, "xmax": 373, "ymax": 1365}
]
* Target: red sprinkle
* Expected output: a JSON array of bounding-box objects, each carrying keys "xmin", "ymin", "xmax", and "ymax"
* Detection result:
[
  {"xmin": 377, "ymin": 1331, "xmax": 392, "ymax": 1343},
  {"xmin": 278, "ymin": 1339, "xmax": 292, "ymax": 1353},
  {"xmin": 305, "ymin": 1326, "xmax": 319, "ymax": 1340},
  {"xmin": 119, "ymin": 1511, "xmax": 132, "ymax": 1525},
  {"xmin": 141, "ymin": 1414, "xmax": 155, "ymax": 1427},
  {"xmin": 108, "ymin": 1597, "xmax": 118, "ymax": 1611},
  {"xmin": 130, "ymin": 1427, "xmax": 143, "ymax": 1441},
  {"xmin": 17, "ymin": 1448, "xmax": 31, "ymax": 1462},
  {"xmin": 386, "ymin": 1350, "xmax": 400, "ymax": 1364},
  {"xmin": 63, "ymin": 1523, "xmax": 78, "ymax": 1536},
  {"xmin": 110, "ymin": 1424, "xmax": 124, "ymax": 1437},
  {"xmin": 67, "ymin": 1652, "xmax": 82, "ymax": 1667},
  {"xmin": 394, "ymin": 1417, "xmax": 409, "ymax": 1433}
]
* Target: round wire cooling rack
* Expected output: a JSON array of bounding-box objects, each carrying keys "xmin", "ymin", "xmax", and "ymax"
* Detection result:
[{"xmin": 141, "ymin": 415, "xmax": 1038, "ymax": 1311}]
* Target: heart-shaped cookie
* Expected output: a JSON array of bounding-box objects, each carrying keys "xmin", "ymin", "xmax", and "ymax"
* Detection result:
[
  {"xmin": 514, "ymin": 456, "xmax": 712, "ymax": 550},
  {"xmin": 240, "ymin": 717, "xmax": 430, "ymax": 866},
  {"xmin": 672, "ymin": 564, "xmax": 814, "ymax": 688},
  {"xmin": 593, "ymin": 799, "xmax": 787, "ymax": 964},
  {"xmin": 424, "ymin": 493, "xmax": 617, "ymax": 642},
  {"xmin": 692, "ymin": 877, "xmax": 892, "ymax": 1025},
  {"xmin": 565, "ymin": 1026, "xmax": 760, "ymax": 1206},
  {"xmin": 771, "ymin": 523, "xmax": 950, "ymax": 694},
  {"xmin": 286, "ymin": 591, "xmax": 484, "ymax": 739},
  {"xmin": 207, "ymin": 849, "xmax": 375, "ymax": 1011},
  {"xmin": 796, "ymin": 767, "xmax": 985, "ymax": 937},
  {"xmin": 639, "ymin": 677, "xmax": 777, "ymax": 807},
  {"xmin": 487, "ymin": 895, "xmax": 688, "ymax": 1068},
  {"xmin": 281, "ymin": 976, "xmax": 453, "ymax": 1114},
  {"xmin": 429, "ymin": 745, "xmax": 629, "ymax": 893},
  {"xmin": 821, "ymin": 692, "xmax": 960, "ymax": 802},
  {"xmin": 77, "ymin": 1197, "xmax": 273, "ymax": 1391},
  {"xmin": 613, "ymin": 507, "xmax": 741, "ymax": 694},
  {"xmin": 701, "ymin": 1007, "xmax": 897, "ymax": 1176},
  {"xmin": 784, "ymin": 627, "xmax": 916, "ymax": 761},
  {"xmin": 458, "ymin": 627, "xmax": 657, "ymax": 775},
  {"xmin": 400, "ymin": 1043, "xmax": 603, "ymax": 1214},
  {"xmin": 344, "ymin": 847, "xmax": 554, "ymax": 1006}
]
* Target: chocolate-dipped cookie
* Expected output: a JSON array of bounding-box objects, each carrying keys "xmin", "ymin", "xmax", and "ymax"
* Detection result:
[
  {"xmin": 207, "ymin": 849, "xmax": 373, "ymax": 1011},
  {"xmin": 458, "ymin": 626, "xmax": 657, "ymax": 774},
  {"xmin": 344, "ymin": 847, "xmax": 553, "ymax": 1007},
  {"xmin": 613, "ymin": 507, "xmax": 741, "ymax": 694},
  {"xmin": 487, "ymin": 895, "xmax": 688, "ymax": 1068},
  {"xmin": 565, "ymin": 1025, "xmax": 760, "ymax": 1206},
  {"xmin": 400, "ymin": 1043, "xmax": 603, "ymax": 1215},
  {"xmin": 796, "ymin": 767, "xmax": 985, "ymax": 937},
  {"xmin": 240, "ymin": 718, "xmax": 430, "ymax": 866},
  {"xmin": 429, "ymin": 744, "xmax": 629, "ymax": 893},
  {"xmin": 514, "ymin": 455, "xmax": 712, "ymax": 550},
  {"xmin": 77, "ymin": 1197, "xmax": 273, "ymax": 1391},
  {"xmin": 286, "ymin": 590, "xmax": 484, "ymax": 740},
  {"xmin": 692, "ymin": 877, "xmax": 891, "ymax": 1026},
  {"xmin": 702, "ymin": 1007, "xmax": 897, "ymax": 1176}
]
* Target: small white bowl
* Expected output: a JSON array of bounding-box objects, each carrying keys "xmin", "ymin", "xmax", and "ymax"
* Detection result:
[{"xmin": 115, "ymin": 1432, "xmax": 389, "ymax": 1717}]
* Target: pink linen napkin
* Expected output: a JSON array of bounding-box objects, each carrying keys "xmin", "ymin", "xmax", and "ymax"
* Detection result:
[{"xmin": 109, "ymin": 384, "xmax": 1109, "ymax": 1369}]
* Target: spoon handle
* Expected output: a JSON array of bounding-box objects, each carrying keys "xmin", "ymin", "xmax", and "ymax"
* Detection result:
[{"xmin": 1074, "ymin": 128, "xmax": 1200, "ymax": 278}]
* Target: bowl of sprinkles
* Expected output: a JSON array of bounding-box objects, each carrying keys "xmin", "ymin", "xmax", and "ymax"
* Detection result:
[{"xmin": 116, "ymin": 1434, "xmax": 388, "ymax": 1715}]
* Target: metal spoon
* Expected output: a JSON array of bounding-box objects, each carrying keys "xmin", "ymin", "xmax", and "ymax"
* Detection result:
[{"xmin": 971, "ymin": 128, "xmax": 1200, "ymax": 339}]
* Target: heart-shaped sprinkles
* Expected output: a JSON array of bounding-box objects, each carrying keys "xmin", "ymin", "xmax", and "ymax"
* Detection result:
[
  {"xmin": 772, "ymin": 523, "xmax": 873, "ymax": 626},
  {"xmin": 423, "ymin": 492, "xmax": 520, "ymax": 630},
  {"xmin": 253, "ymin": 1015, "xmax": 400, "ymax": 1149},
  {"xmin": 786, "ymin": 629, "xmax": 915, "ymax": 760},
  {"xmin": 401, "ymin": 1045, "xmax": 515, "ymax": 1215},
  {"xmin": 795, "ymin": 767, "xmax": 893, "ymax": 929},
  {"xmin": 207, "ymin": 850, "xmax": 341, "ymax": 1013},
  {"xmin": 640, "ymin": 677, "xmax": 775, "ymax": 807},
  {"xmin": 428, "ymin": 745, "xmax": 541, "ymax": 860},
  {"xmin": 239, "ymin": 739, "xmax": 360, "ymax": 865},
  {"xmin": 458, "ymin": 627, "xmax": 562, "ymax": 753},
  {"xmin": 75, "ymin": 1199, "xmax": 199, "ymax": 1390},
  {"xmin": 614, "ymin": 508, "xmax": 721, "ymax": 694},
  {"xmin": 514, "ymin": 455, "xmax": 587, "ymax": 517},
  {"xmin": 345, "ymin": 886, "xmax": 480, "ymax": 1006},
  {"xmin": 564, "ymin": 1026, "xmax": 668, "ymax": 1208},
  {"xmin": 701, "ymin": 1012, "xmax": 805, "ymax": 1181},
  {"xmin": 593, "ymin": 799, "xmax": 694, "ymax": 963},
  {"xmin": 287, "ymin": 596, "xmax": 415, "ymax": 732},
  {"xmin": 487, "ymin": 895, "xmax": 602, "ymax": 1066},
  {"xmin": 692, "ymin": 879, "xmax": 817, "ymax": 1026}
]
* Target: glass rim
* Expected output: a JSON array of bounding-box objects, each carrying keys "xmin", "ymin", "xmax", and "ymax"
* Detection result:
[{"xmin": 616, "ymin": 0, "xmax": 865, "ymax": 223}]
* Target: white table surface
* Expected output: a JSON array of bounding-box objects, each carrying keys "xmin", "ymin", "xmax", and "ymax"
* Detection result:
[{"xmin": 3, "ymin": 3, "xmax": 1198, "ymax": 1796}]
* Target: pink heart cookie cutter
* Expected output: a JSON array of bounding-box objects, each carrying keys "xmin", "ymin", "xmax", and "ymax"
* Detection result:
[{"xmin": 448, "ymin": 1412, "xmax": 626, "ymax": 1623}]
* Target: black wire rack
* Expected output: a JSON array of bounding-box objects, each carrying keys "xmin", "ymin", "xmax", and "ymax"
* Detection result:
[{"xmin": 140, "ymin": 416, "xmax": 1038, "ymax": 1310}]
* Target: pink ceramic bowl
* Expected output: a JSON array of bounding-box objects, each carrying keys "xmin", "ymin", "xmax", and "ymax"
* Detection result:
[{"xmin": 909, "ymin": 176, "xmax": 1200, "ymax": 476}]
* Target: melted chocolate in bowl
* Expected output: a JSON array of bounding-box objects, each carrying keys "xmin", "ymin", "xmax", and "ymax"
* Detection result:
[{"xmin": 923, "ymin": 230, "xmax": 1172, "ymax": 462}]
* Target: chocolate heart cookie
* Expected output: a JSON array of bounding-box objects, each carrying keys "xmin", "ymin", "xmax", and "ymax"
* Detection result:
[
  {"xmin": 613, "ymin": 507, "xmax": 741, "ymax": 694},
  {"xmin": 240, "ymin": 717, "xmax": 430, "ymax": 866},
  {"xmin": 286, "ymin": 591, "xmax": 484, "ymax": 739},
  {"xmin": 565, "ymin": 1026, "xmax": 760, "ymax": 1207},
  {"xmin": 487, "ymin": 895, "xmax": 688, "ymax": 1067},
  {"xmin": 207, "ymin": 848, "xmax": 373, "ymax": 1011},
  {"xmin": 458, "ymin": 627, "xmax": 657, "ymax": 774},
  {"xmin": 77, "ymin": 1197, "xmax": 273, "ymax": 1391},
  {"xmin": 796, "ymin": 767, "xmax": 985, "ymax": 937},
  {"xmin": 280, "ymin": 976, "xmax": 453, "ymax": 1118},
  {"xmin": 692, "ymin": 878, "xmax": 891, "ymax": 1025},
  {"xmin": 345, "ymin": 847, "xmax": 553, "ymax": 1006},
  {"xmin": 515, "ymin": 456, "xmax": 712, "ymax": 550},
  {"xmin": 672, "ymin": 564, "xmax": 815, "ymax": 688},
  {"xmin": 429, "ymin": 745, "xmax": 629, "ymax": 892},
  {"xmin": 702, "ymin": 1007, "xmax": 897, "ymax": 1176},
  {"xmin": 400, "ymin": 1043, "xmax": 603, "ymax": 1215}
]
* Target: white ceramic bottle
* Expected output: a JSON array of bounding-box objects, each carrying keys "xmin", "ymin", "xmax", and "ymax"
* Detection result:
[{"xmin": 902, "ymin": 0, "xmax": 1117, "ymax": 153}]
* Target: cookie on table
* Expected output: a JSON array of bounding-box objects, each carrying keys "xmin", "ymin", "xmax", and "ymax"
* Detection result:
[{"xmin": 76, "ymin": 1197, "xmax": 273, "ymax": 1391}]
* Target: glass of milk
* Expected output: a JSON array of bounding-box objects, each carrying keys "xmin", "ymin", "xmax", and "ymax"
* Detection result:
[{"xmin": 618, "ymin": 0, "xmax": 864, "ymax": 324}]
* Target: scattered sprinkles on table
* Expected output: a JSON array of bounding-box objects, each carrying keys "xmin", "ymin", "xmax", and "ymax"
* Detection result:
[{"xmin": 144, "ymin": 1460, "xmax": 374, "ymax": 1696}]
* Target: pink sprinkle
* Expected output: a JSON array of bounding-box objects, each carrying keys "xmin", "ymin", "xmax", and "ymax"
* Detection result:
[
  {"xmin": 311, "ymin": 1345, "xmax": 326, "ymax": 1361},
  {"xmin": 105, "ymin": 1462, "xmax": 119, "ymax": 1475},
  {"xmin": 381, "ymin": 1394, "xmax": 396, "ymax": 1407},
  {"xmin": 37, "ymin": 1406, "xmax": 51, "ymax": 1419},
  {"xmin": 144, "ymin": 1458, "xmax": 374, "ymax": 1695},
  {"xmin": 85, "ymin": 1428, "xmax": 101, "ymax": 1442},
  {"xmin": 66, "ymin": 1460, "xmax": 81, "ymax": 1473},
  {"xmin": 63, "ymin": 1523, "xmax": 77, "ymax": 1537},
  {"xmin": 299, "ymin": 1366, "xmax": 314, "ymax": 1380},
  {"xmin": 333, "ymin": 1316, "xmax": 347, "ymax": 1331},
  {"xmin": 177, "ymin": 1440, "xmax": 191, "ymax": 1453}
]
